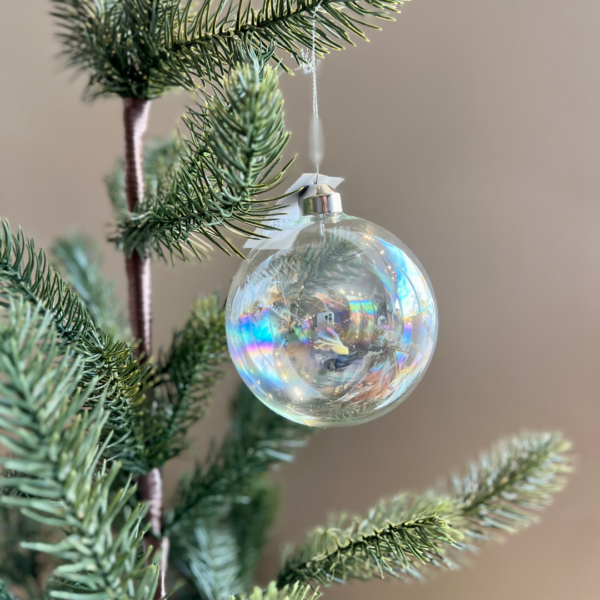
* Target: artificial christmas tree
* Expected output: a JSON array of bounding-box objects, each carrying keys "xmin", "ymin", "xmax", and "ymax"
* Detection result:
[{"xmin": 0, "ymin": 1, "xmax": 571, "ymax": 599}]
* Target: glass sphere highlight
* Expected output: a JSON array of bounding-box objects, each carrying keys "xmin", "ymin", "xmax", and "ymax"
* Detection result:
[{"xmin": 226, "ymin": 212, "xmax": 438, "ymax": 427}]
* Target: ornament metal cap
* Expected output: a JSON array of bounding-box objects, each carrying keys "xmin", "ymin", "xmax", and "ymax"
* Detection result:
[{"xmin": 298, "ymin": 183, "xmax": 343, "ymax": 216}]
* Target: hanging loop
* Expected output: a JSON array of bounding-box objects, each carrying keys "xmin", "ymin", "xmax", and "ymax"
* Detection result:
[{"xmin": 309, "ymin": 3, "xmax": 324, "ymax": 183}]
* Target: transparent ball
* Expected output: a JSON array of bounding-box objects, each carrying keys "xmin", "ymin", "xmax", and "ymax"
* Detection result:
[{"xmin": 226, "ymin": 212, "xmax": 438, "ymax": 427}]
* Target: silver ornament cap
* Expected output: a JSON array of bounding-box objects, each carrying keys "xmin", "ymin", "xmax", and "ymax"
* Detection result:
[{"xmin": 298, "ymin": 182, "xmax": 342, "ymax": 216}]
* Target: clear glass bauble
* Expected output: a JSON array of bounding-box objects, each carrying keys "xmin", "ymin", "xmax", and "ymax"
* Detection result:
[{"xmin": 226, "ymin": 212, "xmax": 438, "ymax": 427}]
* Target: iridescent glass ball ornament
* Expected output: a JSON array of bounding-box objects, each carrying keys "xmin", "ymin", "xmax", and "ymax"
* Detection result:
[{"xmin": 226, "ymin": 184, "xmax": 438, "ymax": 427}]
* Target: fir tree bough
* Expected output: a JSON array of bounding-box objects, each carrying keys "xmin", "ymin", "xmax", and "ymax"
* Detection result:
[
  {"xmin": 111, "ymin": 57, "xmax": 292, "ymax": 260},
  {"xmin": 145, "ymin": 293, "xmax": 229, "ymax": 467},
  {"xmin": 51, "ymin": 232, "xmax": 130, "ymax": 341},
  {"xmin": 0, "ymin": 487, "xmax": 53, "ymax": 599},
  {"xmin": 0, "ymin": 222, "xmax": 153, "ymax": 475},
  {"xmin": 167, "ymin": 383, "xmax": 313, "ymax": 532},
  {"xmin": 50, "ymin": 0, "xmax": 404, "ymax": 100},
  {"xmin": 0, "ymin": 301, "xmax": 159, "ymax": 599},
  {"xmin": 234, "ymin": 582, "xmax": 321, "ymax": 600},
  {"xmin": 277, "ymin": 432, "xmax": 571, "ymax": 588},
  {"xmin": 0, "ymin": 0, "xmax": 573, "ymax": 598}
]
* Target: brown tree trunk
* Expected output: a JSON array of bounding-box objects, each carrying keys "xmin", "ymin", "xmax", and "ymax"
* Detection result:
[
  {"xmin": 123, "ymin": 97, "xmax": 152, "ymax": 358},
  {"xmin": 122, "ymin": 97, "xmax": 169, "ymax": 598}
]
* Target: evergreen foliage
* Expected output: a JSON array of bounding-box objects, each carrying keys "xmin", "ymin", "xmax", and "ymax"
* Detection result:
[
  {"xmin": 167, "ymin": 383, "xmax": 309, "ymax": 598},
  {"xmin": 50, "ymin": 0, "xmax": 403, "ymax": 100},
  {"xmin": 228, "ymin": 482, "xmax": 280, "ymax": 591},
  {"xmin": 112, "ymin": 58, "xmax": 292, "ymax": 261},
  {"xmin": 168, "ymin": 384, "xmax": 312, "ymax": 533},
  {"xmin": 145, "ymin": 294, "xmax": 229, "ymax": 467},
  {"xmin": 173, "ymin": 518, "xmax": 246, "ymax": 599},
  {"xmin": 169, "ymin": 479, "xmax": 278, "ymax": 599},
  {"xmin": 277, "ymin": 432, "xmax": 571, "ymax": 588},
  {"xmin": 0, "ymin": 1, "xmax": 572, "ymax": 598},
  {"xmin": 52, "ymin": 233, "xmax": 130, "ymax": 341},
  {"xmin": 0, "ymin": 222, "xmax": 153, "ymax": 475},
  {"xmin": 0, "ymin": 492, "xmax": 51, "ymax": 599},
  {"xmin": 265, "ymin": 236, "xmax": 362, "ymax": 300},
  {"xmin": 234, "ymin": 582, "xmax": 320, "ymax": 600},
  {"xmin": 0, "ymin": 301, "xmax": 159, "ymax": 599}
]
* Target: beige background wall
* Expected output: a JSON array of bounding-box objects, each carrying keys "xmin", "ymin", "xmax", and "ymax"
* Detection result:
[{"xmin": 1, "ymin": 1, "xmax": 599, "ymax": 599}]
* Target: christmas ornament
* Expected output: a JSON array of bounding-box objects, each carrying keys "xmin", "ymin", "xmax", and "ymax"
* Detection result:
[
  {"xmin": 226, "ymin": 10, "xmax": 437, "ymax": 427},
  {"xmin": 225, "ymin": 182, "xmax": 438, "ymax": 427}
]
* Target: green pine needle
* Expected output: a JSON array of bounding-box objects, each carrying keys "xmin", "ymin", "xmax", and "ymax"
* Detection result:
[
  {"xmin": 167, "ymin": 385, "xmax": 311, "ymax": 598},
  {"xmin": 166, "ymin": 384, "xmax": 312, "ymax": 533},
  {"xmin": 233, "ymin": 582, "xmax": 320, "ymax": 600},
  {"xmin": 0, "ymin": 300, "xmax": 159, "ymax": 599},
  {"xmin": 455, "ymin": 432, "xmax": 571, "ymax": 537},
  {"xmin": 111, "ymin": 58, "xmax": 291, "ymax": 261},
  {"xmin": 51, "ymin": 0, "xmax": 404, "ymax": 100},
  {"xmin": 51, "ymin": 232, "xmax": 130, "ymax": 341},
  {"xmin": 277, "ymin": 432, "xmax": 571, "ymax": 588},
  {"xmin": 0, "ymin": 221, "xmax": 152, "ymax": 475},
  {"xmin": 145, "ymin": 294, "xmax": 229, "ymax": 467},
  {"xmin": 0, "ymin": 491, "xmax": 51, "ymax": 599},
  {"xmin": 172, "ymin": 480, "xmax": 280, "ymax": 600},
  {"xmin": 230, "ymin": 481, "xmax": 280, "ymax": 591},
  {"xmin": 174, "ymin": 520, "xmax": 246, "ymax": 600},
  {"xmin": 278, "ymin": 495, "xmax": 460, "ymax": 586}
]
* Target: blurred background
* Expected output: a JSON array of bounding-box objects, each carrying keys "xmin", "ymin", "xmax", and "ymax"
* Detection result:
[{"xmin": 1, "ymin": 1, "xmax": 599, "ymax": 598}]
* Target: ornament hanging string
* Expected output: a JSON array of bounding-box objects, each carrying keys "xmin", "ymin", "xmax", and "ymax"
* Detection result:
[
  {"xmin": 311, "ymin": 8, "xmax": 318, "ymax": 122},
  {"xmin": 308, "ymin": 4, "xmax": 324, "ymax": 183}
]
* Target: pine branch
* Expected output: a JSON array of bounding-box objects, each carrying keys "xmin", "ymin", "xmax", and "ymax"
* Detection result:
[
  {"xmin": 166, "ymin": 384, "xmax": 312, "ymax": 533},
  {"xmin": 233, "ymin": 582, "xmax": 320, "ymax": 600},
  {"xmin": 51, "ymin": 0, "xmax": 176, "ymax": 100},
  {"xmin": 51, "ymin": 232, "xmax": 130, "ymax": 341},
  {"xmin": 229, "ymin": 481, "xmax": 280, "ymax": 591},
  {"xmin": 163, "ymin": 0, "xmax": 403, "ymax": 75},
  {"xmin": 145, "ymin": 294, "xmax": 228, "ymax": 467},
  {"xmin": 51, "ymin": 0, "xmax": 404, "ymax": 100},
  {"xmin": 0, "ymin": 300, "xmax": 159, "ymax": 599},
  {"xmin": 454, "ymin": 432, "xmax": 571, "ymax": 537},
  {"xmin": 173, "ymin": 520, "xmax": 245, "ymax": 600},
  {"xmin": 0, "ymin": 491, "xmax": 50, "ymax": 600},
  {"xmin": 171, "ymin": 480, "xmax": 280, "ymax": 600},
  {"xmin": 277, "ymin": 432, "xmax": 571, "ymax": 588},
  {"xmin": 111, "ymin": 58, "xmax": 291, "ymax": 261},
  {"xmin": 279, "ymin": 495, "xmax": 461, "ymax": 587},
  {"xmin": 0, "ymin": 221, "xmax": 153, "ymax": 475}
]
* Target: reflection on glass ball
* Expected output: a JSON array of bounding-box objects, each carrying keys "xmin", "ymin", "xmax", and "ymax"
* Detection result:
[{"xmin": 226, "ymin": 212, "xmax": 438, "ymax": 427}]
